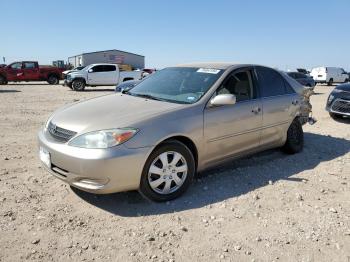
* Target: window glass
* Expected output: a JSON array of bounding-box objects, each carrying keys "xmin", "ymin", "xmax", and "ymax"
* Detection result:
[
  {"xmin": 256, "ymin": 67, "xmax": 289, "ymax": 97},
  {"xmin": 216, "ymin": 71, "xmax": 254, "ymax": 102},
  {"xmin": 284, "ymin": 79, "xmax": 296, "ymax": 94},
  {"xmin": 128, "ymin": 67, "xmax": 224, "ymax": 104},
  {"xmin": 287, "ymin": 72, "xmax": 296, "ymax": 79},
  {"xmin": 90, "ymin": 65, "xmax": 116, "ymax": 72},
  {"xmin": 297, "ymin": 73, "xmax": 307, "ymax": 79},
  {"xmin": 90, "ymin": 65, "xmax": 105, "ymax": 73},
  {"xmin": 24, "ymin": 62, "xmax": 36, "ymax": 69},
  {"xmin": 104, "ymin": 65, "xmax": 116, "ymax": 72},
  {"xmin": 10, "ymin": 63, "xmax": 22, "ymax": 70}
]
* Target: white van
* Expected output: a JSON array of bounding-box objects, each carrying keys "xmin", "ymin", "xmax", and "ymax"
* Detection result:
[
  {"xmin": 310, "ymin": 67, "xmax": 348, "ymax": 85},
  {"xmin": 64, "ymin": 63, "xmax": 143, "ymax": 91}
]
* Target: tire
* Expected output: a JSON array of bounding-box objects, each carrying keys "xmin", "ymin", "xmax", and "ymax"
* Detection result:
[
  {"xmin": 327, "ymin": 78, "xmax": 333, "ymax": 86},
  {"xmin": 72, "ymin": 79, "xmax": 85, "ymax": 91},
  {"xmin": 139, "ymin": 140, "xmax": 195, "ymax": 202},
  {"xmin": 0, "ymin": 75, "xmax": 7, "ymax": 85},
  {"xmin": 345, "ymin": 78, "xmax": 349, "ymax": 83},
  {"xmin": 282, "ymin": 118, "xmax": 304, "ymax": 154},
  {"xmin": 47, "ymin": 75, "xmax": 59, "ymax": 85},
  {"xmin": 329, "ymin": 112, "xmax": 342, "ymax": 119}
]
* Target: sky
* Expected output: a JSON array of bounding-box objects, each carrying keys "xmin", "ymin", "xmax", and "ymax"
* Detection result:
[{"xmin": 1, "ymin": 0, "xmax": 349, "ymax": 70}]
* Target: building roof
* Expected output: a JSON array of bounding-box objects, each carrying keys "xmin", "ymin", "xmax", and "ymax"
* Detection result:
[{"xmin": 68, "ymin": 49, "xmax": 144, "ymax": 59}]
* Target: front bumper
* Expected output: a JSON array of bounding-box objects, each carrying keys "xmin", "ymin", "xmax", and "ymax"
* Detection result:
[
  {"xmin": 38, "ymin": 129, "xmax": 153, "ymax": 194},
  {"xmin": 326, "ymin": 97, "xmax": 350, "ymax": 116},
  {"xmin": 63, "ymin": 79, "xmax": 72, "ymax": 87}
]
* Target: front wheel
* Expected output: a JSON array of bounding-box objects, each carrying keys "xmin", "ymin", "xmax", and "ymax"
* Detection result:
[
  {"xmin": 139, "ymin": 140, "xmax": 195, "ymax": 202},
  {"xmin": 327, "ymin": 79, "xmax": 333, "ymax": 86},
  {"xmin": 72, "ymin": 79, "xmax": 85, "ymax": 91},
  {"xmin": 329, "ymin": 112, "xmax": 342, "ymax": 119},
  {"xmin": 282, "ymin": 118, "xmax": 304, "ymax": 154},
  {"xmin": 0, "ymin": 75, "xmax": 7, "ymax": 85}
]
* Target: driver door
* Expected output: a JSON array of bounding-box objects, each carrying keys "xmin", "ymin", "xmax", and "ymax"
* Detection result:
[
  {"xmin": 203, "ymin": 68, "xmax": 263, "ymax": 166},
  {"xmin": 7, "ymin": 62, "xmax": 23, "ymax": 81}
]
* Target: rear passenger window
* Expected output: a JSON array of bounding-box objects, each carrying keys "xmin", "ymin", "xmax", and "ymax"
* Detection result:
[
  {"xmin": 24, "ymin": 62, "xmax": 36, "ymax": 69},
  {"xmin": 104, "ymin": 65, "xmax": 116, "ymax": 72},
  {"xmin": 256, "ymin": 67, "xmax": 294, "ymax": 97},
  {"xmin": 216, "ymin": 70, "xmax": 255, "ymax": 102}
]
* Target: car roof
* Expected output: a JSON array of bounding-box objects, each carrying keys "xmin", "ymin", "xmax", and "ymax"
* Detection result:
[
  {"xmin": 174, "ymin": 62, "xmax": 247, "ymax": 70},
  {"xmin": 89, "ymin": 63, "xmax": 118, "ymax": 66}
]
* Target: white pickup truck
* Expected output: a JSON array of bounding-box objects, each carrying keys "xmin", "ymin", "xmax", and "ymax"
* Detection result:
[{"xmin": 64, "ymin": 63, "xmax": 143, "ymax": 91}]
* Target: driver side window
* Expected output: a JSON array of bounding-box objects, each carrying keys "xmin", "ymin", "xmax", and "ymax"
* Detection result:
[
  {"xmin": 11, "ymin": 63, "xmax": 22, "ymax": 70},
  {"xmin": 216, "ymin": 70, "xmax": 254, "ymax": 102}
]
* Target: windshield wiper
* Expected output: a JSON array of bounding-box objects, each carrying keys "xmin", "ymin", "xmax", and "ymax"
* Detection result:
[{"xmin": 129, "ymin": 93, "xmax": 164, "ymax": 101}]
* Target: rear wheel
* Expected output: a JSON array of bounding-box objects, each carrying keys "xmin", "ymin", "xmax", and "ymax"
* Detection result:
[
  {"xmin": 72, "ymin": 79, "xmax": 85, "ymax": 91},
  {"xmin": 139, "ymin": 140, "xmax": 195, "ymax": 202},
  {"xmin": 282, "ymin": 118, "xmax": 304, "ymax": 154},
  {"xmin": 327, "ymin": 78, "xmax": 333, "ymax": 86},
  {"xmin": 47, "ymin": 75, "xmax": 59, "ymax": 85}
]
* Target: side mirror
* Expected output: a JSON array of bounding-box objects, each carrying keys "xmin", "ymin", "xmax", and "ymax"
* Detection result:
[
  {"xmin": 88, "ymin": 69, "xmax": 93, "ymax": 73},
  {"xmin": 210, "ymin": 94, "xmax": 236, "ymax": 107}
]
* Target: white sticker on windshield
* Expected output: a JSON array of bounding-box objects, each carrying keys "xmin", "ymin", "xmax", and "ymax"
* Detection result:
[
  {"xmin": 187, "ymin": 96, "xmax": 195, "ymax": 101},
  {"xmin": 197, "ymin": 68, "xmax": 220, "ymax": 74}
]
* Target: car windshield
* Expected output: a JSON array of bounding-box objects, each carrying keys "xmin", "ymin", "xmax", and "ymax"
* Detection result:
[
  {"xmin": 75, "ymin": 66, "xmax": 85, "ymax": 70},
  {"xmin": 127, "ymin": 67, "xmax": 224, "ymax": 104}
]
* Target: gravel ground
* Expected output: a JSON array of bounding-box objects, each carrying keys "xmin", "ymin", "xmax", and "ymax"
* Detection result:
[{"xmin": 0, "ymin": 83, "xmax": 349, "ymax": 262}]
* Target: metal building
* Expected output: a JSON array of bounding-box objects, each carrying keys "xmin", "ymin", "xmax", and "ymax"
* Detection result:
[{"xmin": 68, "ymin": 49, "xmax": 145, "ymax": 69}]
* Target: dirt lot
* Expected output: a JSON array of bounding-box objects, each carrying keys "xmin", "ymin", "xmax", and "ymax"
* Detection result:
[{"xmin": 0, "ymin": 83, "xmax": 349, "ymax": 262}]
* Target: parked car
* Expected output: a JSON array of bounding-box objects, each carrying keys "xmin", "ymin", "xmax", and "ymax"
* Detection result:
[
  {"xmin": 0, "ymin": 61, "xmax": 64, "ymax": 85},
  {"xmin": 296, "ymin": 68, "xmax": 310, "ymax": 75},
  {"xmin": 310, "ymin": 67, "xmax": 348, "ymax": 85},
  {"xmin": 287, "ymin": 72, "xmax": 316, "ymax": 88},
  {"xmin": 115, "ymin": 80, "xmax": 141, "ymax": 92},
  {"xmin": 62, "ymin": 66, "xmax": 85, "ymax": 79},
  {"xmin": 38, "ymin": 63, "xmax": 313, "ymax": 201},
  {"xmin": 326, "ymin": 83, "xmax": 350, "ymax": 119},
  {"xmin": 64, "ymin": 63, "xmax": 143, "ymax": 91}
]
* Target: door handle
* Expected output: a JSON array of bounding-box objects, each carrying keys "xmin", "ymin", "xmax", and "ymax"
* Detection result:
[
  {"xmin": 252, "ymin": 107, "xmax": 261, "ymax": 114},
  {"xmin": 292, "ymin": 99, "xmax": 299, "ymax": 105}
]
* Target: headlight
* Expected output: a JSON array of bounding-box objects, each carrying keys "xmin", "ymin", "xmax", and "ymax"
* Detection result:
[
  {"xmin": 328, "ymin": 95, "xmax": 335, "ymax": 104},
  {"xmin": 69, "ymin": 128, "xmax": 138, "ymax": 149}
]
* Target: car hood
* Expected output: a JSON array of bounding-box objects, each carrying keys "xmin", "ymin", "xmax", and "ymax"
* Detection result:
[
  {"xmin": 50, "ymin": 94, "xmax": 184, "ymax": 134},
  {"xmin": 335, "ymin": 84, "xmax": 350, "ymax": 92},
  {"xmin": 68, "ymin": 71, "xmax": 85, "ymax": 77}
]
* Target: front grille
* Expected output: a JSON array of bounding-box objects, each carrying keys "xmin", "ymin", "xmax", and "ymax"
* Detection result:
[
  {"xmin": 331, "ymin": 99, "xmax": 350, "ymax": 114},
  {"xmin": 48, "ymin": 121, "xmax": 77, "ymax": 142}
]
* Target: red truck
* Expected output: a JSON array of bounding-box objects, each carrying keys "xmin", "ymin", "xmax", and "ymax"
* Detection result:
[{"xmin": 0, "ymin": 61, "xmax": 64, "ymax": 85}]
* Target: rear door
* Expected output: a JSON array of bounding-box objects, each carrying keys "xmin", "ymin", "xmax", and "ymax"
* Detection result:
[
  {"xmin": 203, "ymin": 67, "xmax": 263, "ymax": 165},
  {"xmin": 255, "ymin": 66, "xmax": 299, "ymax": 148},
  {"xmin": 22, "ymin": 62, "xmax": 40, "ymax": 80}
]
